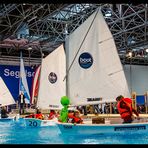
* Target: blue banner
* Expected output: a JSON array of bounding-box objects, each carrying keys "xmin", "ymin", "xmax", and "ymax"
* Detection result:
[
  {"xmin": 0, "ymin": 65, "xmax": 35, "ymax": 102},
  {"xmin": 136, "ymin": 95, "xmax": 145, "ymax": 105}
]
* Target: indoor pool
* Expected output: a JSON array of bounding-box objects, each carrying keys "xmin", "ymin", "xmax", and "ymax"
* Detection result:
[{"xmin": 0, "ymin": 119, "xmax": 148, "ymax": 144}]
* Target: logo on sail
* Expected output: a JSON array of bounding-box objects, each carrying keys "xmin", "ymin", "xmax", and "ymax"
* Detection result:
[
  {"xmin": 79, "ymin": 52, "xmax": 93, "ymax": 69},
  {"xmin": 48, "ymin": 72, "xmax": 57, "ymax": 84}
]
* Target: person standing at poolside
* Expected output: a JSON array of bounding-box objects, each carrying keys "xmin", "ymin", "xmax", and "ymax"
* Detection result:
[{"xmin": 18, "ymin": 92, "xmax": 26, "ymax": 115}]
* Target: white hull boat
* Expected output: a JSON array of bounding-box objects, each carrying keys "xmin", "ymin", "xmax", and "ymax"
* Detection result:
[
  {"xmin": 0, "ymin": 116, "xmax": 15, "ymax": 122},
  {"xmin": 57, "ymin": 121, "xmax": 148, "ymax": 135},
  {"xmin": 56, "ymin": 8, "xmax": 143, "ymax": 135}
]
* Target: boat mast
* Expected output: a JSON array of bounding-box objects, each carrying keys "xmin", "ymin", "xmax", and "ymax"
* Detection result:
[{"xmin": 19, "ymin": 49, "xmax": 22, "ymax": 96}]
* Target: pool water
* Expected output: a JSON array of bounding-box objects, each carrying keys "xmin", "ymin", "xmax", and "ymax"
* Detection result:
[{"xmin": 0, "ymin": 119, "xmax": 148, "ymax": 144}]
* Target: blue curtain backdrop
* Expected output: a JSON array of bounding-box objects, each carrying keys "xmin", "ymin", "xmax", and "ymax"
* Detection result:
[{"xmin": 0, "ymin": 65, "xmax": 35, "ymax": 101}]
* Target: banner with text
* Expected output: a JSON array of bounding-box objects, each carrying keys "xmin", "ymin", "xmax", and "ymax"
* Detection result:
[{"xmin": 0, "ymin": 65, "xmax": 35, "ymax": 101}]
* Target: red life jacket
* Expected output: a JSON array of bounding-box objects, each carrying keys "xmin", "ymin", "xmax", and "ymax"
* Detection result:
[
  {"xmin": 68, "ymin": 113, "xmax": 83, "ymax": 124},
  {"xmin": 48, "ymin": 112, "xmax": 56, "ymax": 120},
  {"xmin": 117, "ymin": 98, "xmax": 133, "ymax": 119}
]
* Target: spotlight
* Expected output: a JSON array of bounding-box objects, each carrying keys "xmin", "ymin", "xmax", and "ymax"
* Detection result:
[{"xmin": 145, "ymin": 49, "xmax": 148, "ymax": 53}]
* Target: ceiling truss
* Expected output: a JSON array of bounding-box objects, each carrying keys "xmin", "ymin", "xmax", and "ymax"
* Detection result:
[{"xmin": 0, "ymin": 4, "xmax": 148, "ymax": 66}]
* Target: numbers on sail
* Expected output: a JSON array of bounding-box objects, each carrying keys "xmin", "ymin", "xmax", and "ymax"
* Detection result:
[{"xmin": 28, "ymin": 120, "xmax": 38, "ymax": 127}]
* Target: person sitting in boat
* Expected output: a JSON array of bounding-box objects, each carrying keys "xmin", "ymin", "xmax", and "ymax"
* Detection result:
[
  {"xmin": 34, "ymin": 108, "xmax": 44, "ymax": 120},
  {"xmin": 1, "ymin": 106, "xmax": 9, "ymax": 118},
  {"xmin": 48, "ymin": 110, "xmax": 57, "ymax": 120},
  {"xmin": 68, "ymin": 110, "xmax": 83, "ymax": 124},
  {"xmin": 116, "ymin": 95, "xmax": 140, "ymax": 123}
]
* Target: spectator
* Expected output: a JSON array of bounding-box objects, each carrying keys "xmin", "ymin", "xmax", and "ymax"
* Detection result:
[
  {"xmin": 104, "ymin": 102, "xmax": 110, "ymax": 114},
  {"xmin": 18, "ymin": 92, "xmax": 26, "ymax": 115},
  {"xmin": 93, "ymin": 104, "xmax": 99, "ymax": 114}
]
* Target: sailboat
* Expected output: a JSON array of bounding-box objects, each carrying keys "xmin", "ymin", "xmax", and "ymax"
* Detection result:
[
  {"xmin": 24, "ymin": 44, "xmax": 66, "ymax": 127},
  {"xmin": 57, "ymin": 8, "xmax": 148, "ymax": 135},
  {"xmin": 19, "ymin": 51, "xmax": 31, "ymax": 104},
  {"xmin": 0, "ymin": 76, "xmax": 16, "ymax": 121}
]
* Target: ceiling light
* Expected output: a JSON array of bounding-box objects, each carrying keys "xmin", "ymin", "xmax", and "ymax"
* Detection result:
[
  {"xmin": 128, "ymin": 51, "xmax": 132, "ymax": 58},
  {"xmin": 27, "ymin": 47, "xmax": 32, "ymax": 50},
  {"xmin": 105, "ymin": 10, "xmax": 112, "ymax": 17},
  {"xmin": 145, "ymin": 49, "xmax": 148, "ymax": 53}
]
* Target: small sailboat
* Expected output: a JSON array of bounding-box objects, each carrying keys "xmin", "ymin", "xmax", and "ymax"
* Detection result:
[
  {"xmin": 57, "ymin": 8, "xmax": 148, "ymax": 135},
  {"xmin": 0, "ymin": 77, "xmax": 16, "ymax": 121},
  {"xmin": 24, "ymin": 44, "xmax": 66, "ymax": 127},
  {"xmin": 19, "ymin": 51, "xmax": 31, "ymax": 104}
]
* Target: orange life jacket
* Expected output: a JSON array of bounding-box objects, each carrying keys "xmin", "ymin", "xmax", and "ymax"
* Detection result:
[
  {"xmin": 117, "ymin": 98, "xmax": 133, "ymax": 119},
  {"xmin": 35, "ymin": 113, "xmax": 44, "ymax": 120}
]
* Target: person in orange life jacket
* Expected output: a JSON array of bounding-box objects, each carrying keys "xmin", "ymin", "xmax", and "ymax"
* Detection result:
[
  {"xmin": 48, "ymin": 110, "xmax": 57, "ymax": 120},
  {"xmin": 25, "ymin": 107, "xmax": 39, "ymax": 118},
  {"xmin": 34, "ymin": 108, "xmax": 44, "ymax": 120},
  {"xmin": 116, "ymin": 95, "xmax": 140, "ymax": 123},
  {"xmin": 68, "ymin": 110, "xmax": 83, "ymax": 124}
]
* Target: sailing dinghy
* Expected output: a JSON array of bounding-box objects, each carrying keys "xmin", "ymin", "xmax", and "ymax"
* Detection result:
[
  {"xmin": 0, "ymin": 77, "xmax": 16, "ymax": 121},
  {"xmin": 24, "ymin": 44, "xmax": 66, "ymax": 127},
  {"xmin": 57, "ymin": 8, "xmax": 148, "ymax": 135}
]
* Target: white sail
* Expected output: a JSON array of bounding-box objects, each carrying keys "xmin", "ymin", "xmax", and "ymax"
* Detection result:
[
  {"xmin": 19, "ymin": 51, "xmax": 30, "ymax": 104},
  {"xmin": 65, "ymin": 9, "xmax": 130, "ymax": 106},
  {"xmin": 37, "ymin": 44, "xmax": 66, "ymax": 110},
  {"xmin": 0, "ymin": 77, "xmax": 15, "ymax": 106}
]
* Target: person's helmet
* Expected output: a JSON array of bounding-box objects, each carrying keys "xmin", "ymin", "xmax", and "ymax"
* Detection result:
[{"xmin": 116, "ymin": 95, "xmax": 124, "ymax": 101}]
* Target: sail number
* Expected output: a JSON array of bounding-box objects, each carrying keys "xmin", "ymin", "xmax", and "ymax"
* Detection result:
[
  {"xmin": 28, "ymin": 120, "xmax": 38, "ymax": 127},
  {"xmin": 114, "ymin": 126, "xmax": 146, "ymax": 131}
]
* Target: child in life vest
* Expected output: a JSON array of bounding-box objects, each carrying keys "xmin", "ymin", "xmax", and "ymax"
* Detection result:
[
  {"xmin": 68, "ymin": 110, "xmax": 83, "ymax": 124},
  {"xmin": 48, "ymin": 110, "xmax": 57, "ymax": 120}
]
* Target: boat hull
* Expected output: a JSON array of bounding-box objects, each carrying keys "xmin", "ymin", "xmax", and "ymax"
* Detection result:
[
  {"xmin": 24, "ymin": 118, "xmax": 57, "ymax": 127},
  {"xmin": 57, "ymin": 122, "xmax": 148, "ymax": 135},
  {"xmin": 0, "ymin": 116, "xmax": 15, "ymax": 122}
]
